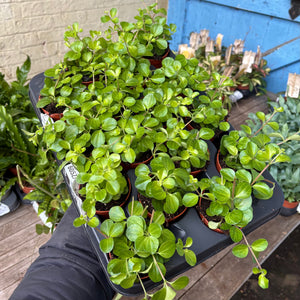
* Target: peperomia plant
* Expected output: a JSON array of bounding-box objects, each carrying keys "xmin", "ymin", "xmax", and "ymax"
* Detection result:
[
  {"xmin": 101, "ymin": 3, "xmax": 176, "ymax": 59},
  {"xmin": 196, "ymin": 167, "xmax": 277, "ymax": 289},
  {"xmin": 99, "ymin": 201, "xmax": 196, "ymax": 299},
  {"xmin": 135, "ymin": 156, "xmax": 197, "ymax": 216}
]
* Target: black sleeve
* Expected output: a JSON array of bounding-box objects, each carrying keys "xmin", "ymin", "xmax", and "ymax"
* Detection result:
[{"xmin": 9, "ymin": 203, "xmax": 115, "ymax": 300}]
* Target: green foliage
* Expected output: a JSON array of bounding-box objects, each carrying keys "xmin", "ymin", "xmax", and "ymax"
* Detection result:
[
  {"xmin": 265, "ymin": 96, "xmax": 300, "ymax": 203},
  {"xmin": 99, "ymin": 202, "xmax": 193, "ymax": 299}
]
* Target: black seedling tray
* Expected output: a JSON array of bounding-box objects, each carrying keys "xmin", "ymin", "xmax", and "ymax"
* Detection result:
[{"xmin": 29, "ymin": 73, "xmax": 284, "ymax": 296}]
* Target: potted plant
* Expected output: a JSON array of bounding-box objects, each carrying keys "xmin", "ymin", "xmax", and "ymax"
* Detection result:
[
  {"xmin": 96, "ymin": 201, "xmax": 196, "ymax": 299},
  {"xmin": 135, "ymin": 155, "xmax": 198, "ymax": 221},
  {"xmin": 194, "ymin": 167, "xmax": 275, "ymax": 289},
  {"xmin": 218, "ymin": 108, "xmax": 292, "ymax": 172},
  {"xmin": 249, "ymin": 95, "xmax": 300, "ymax": 216},
  {"xmin": 100, "ymin": 3, "xmax": 177, "ymax": 68}
]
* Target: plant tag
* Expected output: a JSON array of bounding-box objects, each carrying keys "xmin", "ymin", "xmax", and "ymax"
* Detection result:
[
  {"xmin": 241, "ymin": 51, "xmax": 256, "ymax": 73},
  {"xmin": 254, "ymin": 45, "xmax": 262, "ymax": 65},
  {"xmin": 0, "ymin": 203, "xmax": 10, "ymax": 216},
  {"xmin": 200, "ymin": 29, "xmax": 209, "ymax": 46},
  {"xmin": 229, "ymin": 90, "xmax": 244, "ymax": 103},
  {"xmin": 210, "ymin": 55, "xmax": 221, "ymax": 66},
  {"xmin": 233, "ymin": 39, "xmax": 244, "ymax": 54},
  {"xmin": 215, "ymin": 33, "xmax": 223, "ymax": 52},
  {"xmin": 286, "ymin": 73, "xmax": 300, "ymax": 98},
  {"xmin": 178, "ymin": 44, "xmax": 195, "ymax": 58},
  {"xmin": 32, "ymin": 201, "xmax": 52, "ymax": 228},
  {"xmin": 190, "ymin": 32, "xmax": 201, "ymax": 49},
  {"xmin": 225, "ymin": 45, "xmax": 232, "ymax": 65},
  {"xmin": 205, "ymin": 40, "xmax": 214, "ymax": 56},
  {"xmin": 74, "ymin": 195, "xmax": 86, "ymax": 217},
  {"xmin": 63, "ymin": 163, "xmax": 79, "ymax": 187},
  {"xmin": 40, "ymin": 113, "xmax": 53, "ymax": 127}
]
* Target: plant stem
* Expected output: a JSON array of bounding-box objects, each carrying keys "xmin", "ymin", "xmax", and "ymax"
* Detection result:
[
  {"xmin": 152, "ymin": 254, "xmax": 166, "ymax": 282},
  {"xmin": 251, "ymin": 152, "xmax": 281, "ymax": 186},
  {"xmin": 238, "ymin": 226, "xmax": 263, "ymax": 271},
  {"xmin": 250, "ymin": 110, "xmax": 277, "ymax": 138},
  {"xmin": 16, "ymin": 165, "xmax": 58, "ymax": 200}
]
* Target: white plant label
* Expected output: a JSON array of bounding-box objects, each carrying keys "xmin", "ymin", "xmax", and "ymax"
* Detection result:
[{"xmin": 40, "ymin": 113, "xmax": 53, "ymax": 127}]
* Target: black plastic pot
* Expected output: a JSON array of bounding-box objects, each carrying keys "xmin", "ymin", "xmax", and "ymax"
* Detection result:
[{"xmin": 29, "ymin": 73, "xmax": 285, "ymax": 297}]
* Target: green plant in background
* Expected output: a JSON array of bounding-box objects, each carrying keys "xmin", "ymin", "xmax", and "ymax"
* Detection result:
[
  {"xmin": 101, "ymin": 3, "xmax": 176, "ymax": 58},
  {"xmin": 16, "ymin": 149, "xmax": 72, "ymax": 233},
  {"xmin": 96, "ymin": 201, "xmax": 196, "ymax": 299},
  {"xmin": 234, "ymin": 59, "xmax": 270, "ymax": 95},
  {"xmin": 247, "ymin": 96, "xmax": 300, "ymax": 203},
  {"xmin": 219, "ymin": 108, "xmax": 291, "ymax": 171}
]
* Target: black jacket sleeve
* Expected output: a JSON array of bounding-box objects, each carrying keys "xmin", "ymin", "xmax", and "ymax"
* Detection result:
[{"xmin": 9, "ymin": 203, "xmax": 115, "ymax": 300}]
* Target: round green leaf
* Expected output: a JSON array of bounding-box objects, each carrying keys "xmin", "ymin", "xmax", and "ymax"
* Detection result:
[
  {"xmin": 158, "ymin": 241, "xmax": 176, "ymax": 259},
  {"xmin": 148, "ymin": 223, "xmax": 162, "ymax": 238},
  {"xmin": 91, "ymin": 130, "xmax": 105, "ymax": 147},
  {"xmin": 135, "ymin": 236, "xmax": 159, "ymax": 255},
  {"xmin": 252, "ymin": 182, "xmax": 273, "ymax": 200},
  {"xmin": 99, "ymin": 237, "xmax": 114, "ymax": 253},
  {"xmin": 184, "ymin": 249, "xmax": 197, "ymax": 266},
  {"xmin": 54, "ymin": 120, "xmax": 65, "ymax": 132},
  {"xmin": 182, "ymin": 193, "xmax": 198, "ymax": 207},
  {"xmin": 220, "ymin": 168, "xmax": 235, "ymax": 181},
  {"xmin": 232, "ymin": 244, "xmax": 249, "ymax": 258},
  {"xmin": 109, "ymin": 206, "xmax": 126, "ymax": 222},
  {"xmin": 88, "ymin": 216, "xmax": 99, "ymax": 228},
  {"xmin": 258, "ymin": 274, "xmax": 269, "ymax": 289},
  {"xmin": 229, "ymin": 226, "xmax": 243, "ymax": 243},
  {"xmin": 170, "ymin": 276, "xmax": 189, "ymax": 290},
  {"xmin": 225, "ymin": 209, "xmax": 243, "ymax": 225},
  {"xmin": 251, "ymin": 238, "xmax": 268, "ymax": 252}
]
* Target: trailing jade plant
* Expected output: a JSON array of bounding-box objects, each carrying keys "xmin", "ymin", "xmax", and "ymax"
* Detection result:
[
  {"xmin": 194, "ymin": 167, "xmax": 280, "ymax": 289},
  {"xmin": 101, "ymin": 3, "xmax": 176, "ymax": 59},
  {"xmin": 135, "ymin": 156, "xmax": 198, "ymax": 216},
  {"xmin": 97, "ymin": 201, "xmax": 196, "ymax": 299}
]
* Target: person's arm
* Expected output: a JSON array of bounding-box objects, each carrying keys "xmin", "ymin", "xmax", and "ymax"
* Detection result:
[{"xmin": 10, "ymin": 203, "xmax": 115, "ymax": 300}]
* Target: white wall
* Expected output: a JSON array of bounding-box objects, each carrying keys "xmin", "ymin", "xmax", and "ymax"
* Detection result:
[{"xmin": 0, "ymin": 0, "xmax": 168, "ymax": 82}]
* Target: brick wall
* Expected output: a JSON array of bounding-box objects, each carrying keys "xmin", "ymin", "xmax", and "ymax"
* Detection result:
[{"xmin": 0, "ymin": 0, "xmax": 168, "ymax": 82}]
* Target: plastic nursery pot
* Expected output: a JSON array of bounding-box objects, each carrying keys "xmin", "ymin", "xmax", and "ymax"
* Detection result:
[
  {"xmin": 8, "ymin": 167, "xmax": 17, "ymax": 177},
  {"xmin": 198, "ymin": 196, "xmax": 224, "ymax": 234},
  {"xmin": 147, "ymin": 47, "xmax": 170, "ymax": 69},
  {"xmin": 216, "ymin": 150, "xmax": 222, "ymax": 172},
  {"xmin": 280, "ymin": 200, "xmax": 300, "ymax": 217},
  {"xmin": 138, "ymin": 193, "xmax": 188, "ymax": 224},
  {"xmin": 39, "ymin": 96, "xmax": 64, "ymax": 121},
  {"xmin": 95, "ymin": 177, "xmax": 132, "ymax": 218},
  {"xmin": 237, "ymin": 84, "xmax": 250, "ymax": 91},
  {"xmin": 121, "ymin": 153, "xmax": 153, "ymax": 171},
  {"xmin": 21, "ymin": 184, "xmax": 35, "ymax": 194}
]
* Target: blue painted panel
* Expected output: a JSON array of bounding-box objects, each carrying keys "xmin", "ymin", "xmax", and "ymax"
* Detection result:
[
  {"xmin": 167, "ymin": 0, "xmax": 300, "ymax": 93},
  {"xmin": 204, "ymin": 0, "xmax": 300, "ymax": 21}
]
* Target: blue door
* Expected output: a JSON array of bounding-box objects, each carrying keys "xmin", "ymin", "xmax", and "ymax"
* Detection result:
[{"xmin": 167, "ymin": 0, "xmax": 300, "ymax": 93}]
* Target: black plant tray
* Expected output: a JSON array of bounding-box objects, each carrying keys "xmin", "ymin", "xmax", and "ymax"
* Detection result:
[{"xmin": 29, "ymin": 73, "xmax": 284, "ymax": 296}]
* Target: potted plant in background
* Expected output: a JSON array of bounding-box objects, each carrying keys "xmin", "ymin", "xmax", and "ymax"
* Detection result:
[
  {"xmin": 100, "ymin": 4, "xmax": 177, "ymax": 68},
  {"xmin": 246, "ymin": 95, "xmax": 300, "ymax": 216}
]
